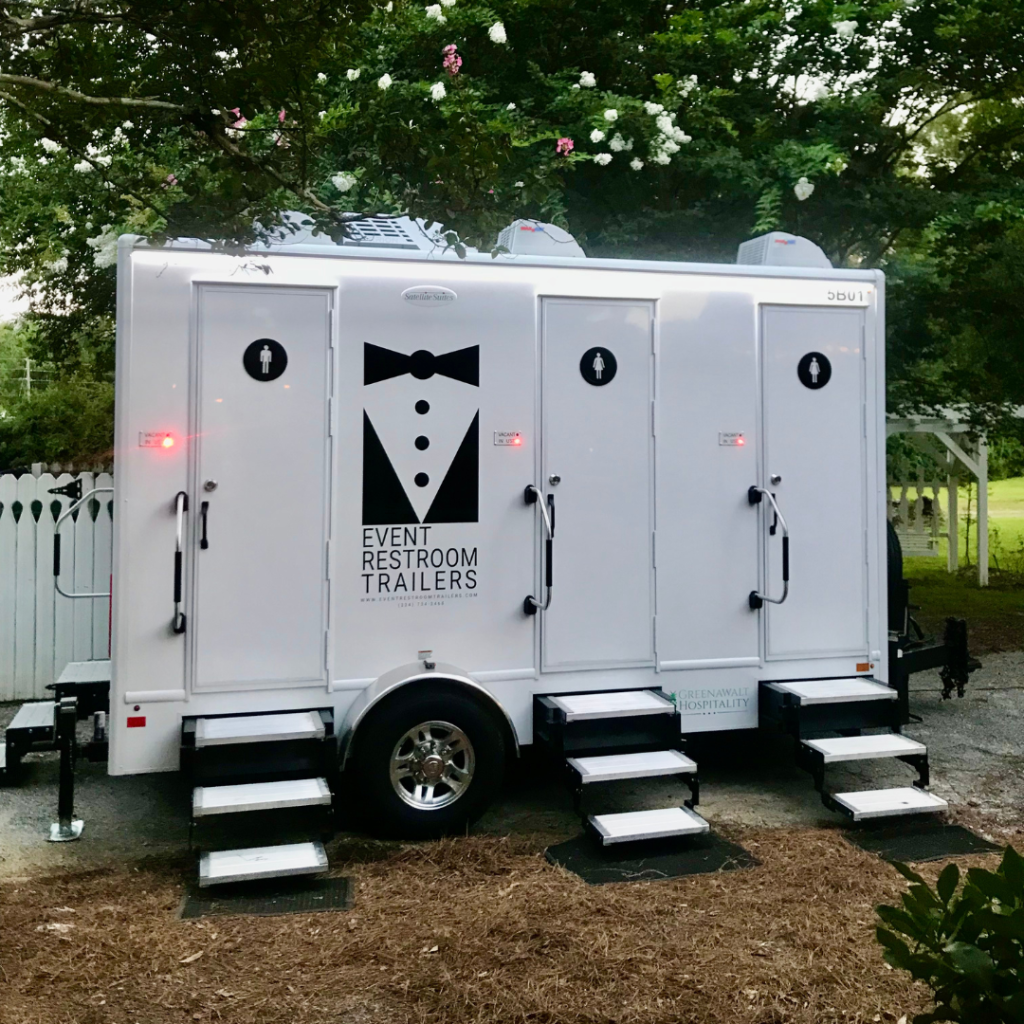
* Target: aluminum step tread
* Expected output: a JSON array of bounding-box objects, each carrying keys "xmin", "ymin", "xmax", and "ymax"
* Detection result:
[
  {"xmin": 766, "ymin": 678, "xmax": 896, "ymax": 705},
  {"xmin": 195, "ymin": 711, "xmax": 325, "ymax": 748},
  {"xmin": 589, "ymin": 806, "xmax": 709, "ymax": 845},
  {"xmin": 198, "ymin": 841, "xmax": 329, "ymax": 886},
  {"xmin": 56, "ymin": 659, "xmax": 112, "ymax": 684},
  {"xmin": 549, "ymin": 690, "xmax": 674, "ymax": 722},
  {"xmin": 8, "ymin": 701, "xmax": 56, "ymax": 731},
  {"xmin": 832, "ymin": 787, "xmax": 947, "ymax": 821},
  {"xmin": 568, "ymin": 749, "xmax": 697, "ymax": 783},
  {"xmin": 803, "ymin": 734, "xmax": 926, "ymax": 763},
  {"xmin": 193, "ymin": 777, "xmax": 332, "ymax": 817}
]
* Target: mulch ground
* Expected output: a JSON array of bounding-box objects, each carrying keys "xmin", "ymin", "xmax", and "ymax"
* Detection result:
[{"xmin": 0, "ymin": 824, "xmax": 1016, "ymax": 1024}]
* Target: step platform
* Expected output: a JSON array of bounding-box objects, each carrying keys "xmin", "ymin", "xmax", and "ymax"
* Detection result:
[
  {"xmin": 588, "ymin": 806, "xmax": 710, "ymax": 846},
  {"xmin": 760, "ymin": 678, "xmax": 900, "ymax": 736},
  {"xmin": 195, "ymin": 711, "xmax": 325, "ymax": 748},
  {"xmin": 568, "ymin": 749, "xmax": 697, "ymax": 784},
  {"xmin": 47, "ymin": 659, "xmax": 111, "ymax": 717},
  {"xmin": 2, "ymin": 701, "xmax": 58, "ymax": 782},
  {"xmin": 198, "ymin": 841, "xmax": 329, "ymax": 887},
  {"xmin": 193, "ymin": 777, "xmax": 332, "ymax": 817},
  {"xmin": 802, "ymin": 734, "xmax": 926, "ymax": 763},
  {"xmin": 548, "ymin": 690, "xmax": 675, "ymax": 722},
  {"xmin": 830, "ymin": 787, "xmax": 948, "ymax": 821}
]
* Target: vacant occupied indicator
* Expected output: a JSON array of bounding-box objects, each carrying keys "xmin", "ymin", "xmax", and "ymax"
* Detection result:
[
  {"xmin": 139, "ymin": 431, "xmax": 174, "ymax": 449},
  {"xmin": 718, "ymin": 432, "xmax": 746, "ymax": 447},
  {"xmin": 494, "ymin": 431, "xmax": 523, "ymax": 447}
]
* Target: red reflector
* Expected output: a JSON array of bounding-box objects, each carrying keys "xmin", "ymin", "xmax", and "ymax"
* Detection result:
[{"xmin": 127, "ymin": 716, "xmax": 146, "ymax": 728}]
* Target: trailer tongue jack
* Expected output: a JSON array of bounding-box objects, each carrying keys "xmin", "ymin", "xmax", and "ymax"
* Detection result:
[{"xmin": 48, "ymin": 697, "xmax": 83, "ymax": 842}]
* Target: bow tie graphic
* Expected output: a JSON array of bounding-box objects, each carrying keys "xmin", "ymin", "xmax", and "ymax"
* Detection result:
[{"xmin": 364, "ymin": 343, "xmax": 479, "ymax": 387}]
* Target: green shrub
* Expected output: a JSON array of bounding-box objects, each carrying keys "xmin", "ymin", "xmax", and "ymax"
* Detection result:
[{"xmin": 876, "ymin": 846, "xmax": 1024, "ymax": 1024}]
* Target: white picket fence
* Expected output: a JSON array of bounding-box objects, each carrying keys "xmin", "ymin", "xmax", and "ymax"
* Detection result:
[{"xmin": 0, "ymin": 472, "xmax": 113, "ymax": 702}]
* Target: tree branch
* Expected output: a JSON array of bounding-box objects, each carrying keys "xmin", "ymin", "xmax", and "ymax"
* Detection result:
[{"xmin": 0, "ymin": 73, "xmax": 186, "ymax": 111}]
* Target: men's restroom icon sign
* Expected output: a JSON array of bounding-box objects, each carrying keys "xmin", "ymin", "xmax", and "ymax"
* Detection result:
[{"xmin": 243, "ymin": 338, "xmax": 288, "ymax": 382}]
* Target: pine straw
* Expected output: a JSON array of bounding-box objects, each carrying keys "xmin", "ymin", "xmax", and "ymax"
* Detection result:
[{"xmin": 0, "ymin": 825, "xmax": 1011, "ymax": 1024}]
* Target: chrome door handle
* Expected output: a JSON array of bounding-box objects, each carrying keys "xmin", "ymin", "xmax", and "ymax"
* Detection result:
[
  {"xmin": 523, "ymin": 486, "xmax": 555, "ymax": 614},
  {"xmin": 173, "ymin": 490, "xmax": 188, "ymax": 633},
  {"xmin": 748, "ymin": 485, "xmax": 789, "ymax": 609}
]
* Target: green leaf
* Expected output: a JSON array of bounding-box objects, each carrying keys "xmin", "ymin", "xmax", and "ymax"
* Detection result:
[
  {"xmin": 891, "ymin": 861, "xmax": 929, "ymax": 887},
  {"xmin": 942, "ymin": 942, "xmax": 995, "ymax": 987},
  {"xmin": 937, "ymin": 863, "xmax": 961, "ymax": 905}
]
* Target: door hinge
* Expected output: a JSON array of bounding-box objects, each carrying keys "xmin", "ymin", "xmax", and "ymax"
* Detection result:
[
  {"xmin": 328, "ymin": 397, "xmax": 333, "ymax": 437},
  {"xmin": 651, "ymin": 400, "xmax": 656, "ymax": 437}
]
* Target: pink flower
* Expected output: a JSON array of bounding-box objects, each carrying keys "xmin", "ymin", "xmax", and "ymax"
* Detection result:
[
  {"xmin": 556, "ymin": 137, "xmax": 574, "ymax": 155},
  {"xmin": 278, "ymin": 108, "xmax": 286, "ymax": 123},
  {"xmin": 161, "ymin": 173, "xmax": 178, "ymax": 189},
  {"xmin": 442, "ymin": 43, "xmax": 462, "ymax": 76}
]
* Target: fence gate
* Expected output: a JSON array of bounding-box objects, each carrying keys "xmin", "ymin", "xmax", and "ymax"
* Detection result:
[{"xmin": 0, "ymin": 472, "xmax": 113, "ymax": 701}]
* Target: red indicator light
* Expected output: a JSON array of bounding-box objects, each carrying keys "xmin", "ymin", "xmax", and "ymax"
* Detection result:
[
  {"xmin": 161, "ymin": 436, "xmax": 174, "ymax": 448},
  {"xmin": 513, "ymin": 437, "xmax": 522, "ymax": 446},
  {"xmin": 127, "ymin": 716, "xmax": 146, "ymax": 728},
  {"xmin": 736, "ymin": 437, "xmax": 745, "ymax": 446}
]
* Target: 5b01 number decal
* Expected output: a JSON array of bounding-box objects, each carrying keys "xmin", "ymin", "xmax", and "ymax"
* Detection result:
[{"xmin": 826, "ymin": 288, "xmax": 871, "ymax": 304}]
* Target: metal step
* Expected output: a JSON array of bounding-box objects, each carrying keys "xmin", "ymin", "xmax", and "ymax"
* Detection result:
[
  {"xmin": 8, "ymin": 701, "xmax": 56, "ymax": 732},
  {"xmin": 831, "ymin": 787, "xmax": 948, "ymax": 821},
  {"xmin": 198, "ymin": 841, "xmax": 329, "ymax": 887},
  {"xmin": 802, "ymin": 734, "xmax": 926, "ymax": 763},
  {"xmin": 765, "ymin": 678, "xmax": 896, "ymax": 705},
  {"xmin": 568, "ymin": 749, "xmax": 697, "ymax": 784},
  {"xmin": 588, "ymin": 806, "xmax": 709, "ymax": 845},
  {"xmin": 548, "ymin": 690, "xmax": 675, "ymax": 722},
  {"xmin": 195, "ymin": 711, "xmax": 326, "ymax": 748},
  {"xmin": 193, "ymin": 777, "xmax": 332, "ymax": 817}
]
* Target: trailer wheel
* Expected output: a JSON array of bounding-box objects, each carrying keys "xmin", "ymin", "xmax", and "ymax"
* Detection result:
[{"xmin": 350, "ymin": 685, "xmax": 506, "ymax": 839}]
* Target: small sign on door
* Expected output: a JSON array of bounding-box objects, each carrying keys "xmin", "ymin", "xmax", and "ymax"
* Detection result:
[
  {"xmin": 718, "ymin": 432, "xmax": 746, "ymax": 447},
  {"xmin": 494, "ymin": 431, "xmax": 523, "ymax": 447}
]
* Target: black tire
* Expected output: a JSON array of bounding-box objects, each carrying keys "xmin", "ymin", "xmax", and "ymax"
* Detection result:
[
  {"xmin": 349, "ymin": 683, "xmax": 506, "ymax": 840},
  {"xmin": 887, "ymin": 520, "xmax": 906, "ymax": 633}
]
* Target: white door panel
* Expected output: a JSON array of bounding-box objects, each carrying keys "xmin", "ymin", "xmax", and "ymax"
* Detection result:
[
  {"xmin": 191, "ymin": 286, "xmax": 331, "ymax": 690},
  {"xmin": 761, "ymin": 305, "xmax": 867, "ymax": 659},
  {"xmin": 541, "ymin": 299, "xmax": 654, "ymax": 670}
]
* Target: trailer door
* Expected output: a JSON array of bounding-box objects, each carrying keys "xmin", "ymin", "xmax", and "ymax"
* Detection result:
[
  {"xmin": 760, "ymin": 304, "xmax": 867, "ymax": 660},
  {"xmin": 540, "ymin": 299, "xmax": 654, "ymax": 671},
  {"xmin": 190, "ymin": 285, "xmax": 332, "ymax": 692}
]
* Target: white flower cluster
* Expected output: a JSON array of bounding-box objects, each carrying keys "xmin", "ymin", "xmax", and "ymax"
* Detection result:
[
  {"xmin": 440, "ymin": 0, "xmax": 456, "ymax": 5},
  {"xmin": 590, "ymin": 128, "xmax": 605, "ymax": 143},
  {"xmin": 834, "ymin": 20, "xmax": 857, "ymax": 38},
  {"xmin": 603, "ymin": 108, "xmax": 618, "ymax": 122},
  {"xmin": 73, "ymin": 160, "xmax": 92, "ymax": 173},
  {"xmin": 794, "ymin": 176, "xmax": 814, "ymax": 201},
  {"xmin": 39, "ymin": 137, "xmax": 62, "ymax": 153},
  {"xmin": 648, "ymin": 107, "xmax": 691, "ymax": 164},
  {"xmin": 378, "ymin": 73, "xmax": 392, "ymax": 89},
  {"xmin": 506, "ymin": 102, "xmax": 516, "ymax": 110},
  {"xmin": 630, "ymin": 157, "xmax": 644, "ymax": 171},
  {"xmin": 579, "ymin": 71, "xmax": 596, "ymax": 88},
  {"xmin": 332, "ymin": 171, "xmax": 358, "ymax": 192},
  {"xmin": 608, "ymin": 133, "xmax": 632, "ymax": 152},
  {"xmin": 677, "ymin": 75, "xmax": 698, "ymax": 97},
  {"xmin": 593, "ymin": 153, "xmax": 612, "ymax": 166},
  {"xmin": 47, "ymin": 255, "xmax": 69, "ymax": 273},
  {"xmin": 86, "ymin": 143, "xmax": 112, "ymax": 166},
  {"xmin": 425, "ymin": 5, "xmax": 446, "ymax": 22},
  {"xmin": 317, "ymin": 72, "xmax": 327, "ymax": 83},
  {"xmin": 430, "ymin": 81, "xmax": 447, "ymax": 101},
  {"xmin": 488, "ymin": 22, "xmax": 507, "ymax": 44},
  {"xmin": 347, "ymin": 68, "xmax": 361, "ymax": 81},
  {"xmin": 86, "ymin": 225, "xmax": 119, "ymax": 268}
]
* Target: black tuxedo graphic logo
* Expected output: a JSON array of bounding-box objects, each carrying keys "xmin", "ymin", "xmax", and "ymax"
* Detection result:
[{"xmin": 362, "ymin": 343, "xmax": 479, "ymax": 524}]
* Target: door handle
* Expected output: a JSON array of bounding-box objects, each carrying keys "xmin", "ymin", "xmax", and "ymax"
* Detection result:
[
  {"xmin": 173, "ymin": 491, "xmax": 188, "ymax": 633},
  {"xmin": 523, "ymin": 486, "xmax": 555, "ymax": 614},
  {"xmin": 747, "ymin": 485, "xmax": 789, "ymax": 610},
  {"xmin": 200, "ymin": 501, "xmax": 209, "ymax": 550}
]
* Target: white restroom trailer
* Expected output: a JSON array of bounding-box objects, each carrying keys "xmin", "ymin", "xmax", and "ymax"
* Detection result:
[{"xmin": 104, "ymin": 223, "xmax": 947, "ymax": 882}]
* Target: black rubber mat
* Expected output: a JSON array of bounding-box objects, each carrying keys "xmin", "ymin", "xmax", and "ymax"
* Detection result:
[
  {"xmin": 179, "ymin": 875, "xmax": 354, "ymax": 919},
  {"xmin": 546, "ymin": 832, "xmax": 758, "ymax": 885},
  {"xmin": 845, "ymin": 821, "xmax": 1001, "ymax": 863}
]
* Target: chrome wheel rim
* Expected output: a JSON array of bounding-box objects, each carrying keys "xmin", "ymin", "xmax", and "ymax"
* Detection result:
[{"xmin": 390, "ymin": 720, "xmax": 476, "ymax": 810}]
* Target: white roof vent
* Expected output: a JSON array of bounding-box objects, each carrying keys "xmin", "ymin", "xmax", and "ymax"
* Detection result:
[
  {"xmin": 497, "ymin": 220, "xmax": 585, "ymax": 258},
  {"xmin": 736, "ymin": 231, "xmax": 831, "ymax": 269}
]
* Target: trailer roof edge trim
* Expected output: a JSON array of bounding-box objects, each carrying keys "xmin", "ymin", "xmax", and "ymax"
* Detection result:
[{"xmin": 123, "ymin": 235, "xmax": 883, "ymax": 283}]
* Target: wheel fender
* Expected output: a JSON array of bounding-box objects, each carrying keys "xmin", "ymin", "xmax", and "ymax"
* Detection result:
[{"xmin": 338, "ymin": 661, "xmax": 520, "ymax": 768}]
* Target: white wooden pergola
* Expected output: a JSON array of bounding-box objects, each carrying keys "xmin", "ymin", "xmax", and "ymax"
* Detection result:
[{"xmin": 886, "ymin": 416, "xmax": 989, "ymax": 586}]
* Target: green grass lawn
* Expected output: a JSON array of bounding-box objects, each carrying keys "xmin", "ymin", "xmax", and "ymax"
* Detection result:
[{"xmin": 900, "ymin": 476, "xmax": 1024, "ymax": 652}]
